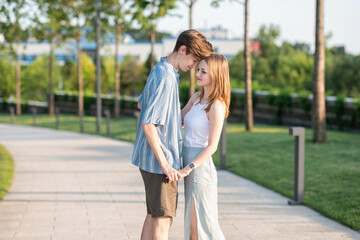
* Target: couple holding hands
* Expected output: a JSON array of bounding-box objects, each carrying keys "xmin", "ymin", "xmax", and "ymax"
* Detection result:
[{"xmin": 132, "ymin": 29, "xmax": 230, "ymax": 240}]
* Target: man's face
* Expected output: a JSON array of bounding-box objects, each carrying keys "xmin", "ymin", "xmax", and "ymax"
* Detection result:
[
  {"xmin": 179, "ymin": 54, "xmax": 199, "ymax": 72},
  {"xmin": 178, "ymin": 45, "xmax": 199, "ymax": 72}
]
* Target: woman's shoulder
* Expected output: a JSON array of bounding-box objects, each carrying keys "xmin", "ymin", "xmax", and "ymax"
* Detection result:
[{"xmin": 210, "ymin": 99, "xmax": 226, "ymax": 113}]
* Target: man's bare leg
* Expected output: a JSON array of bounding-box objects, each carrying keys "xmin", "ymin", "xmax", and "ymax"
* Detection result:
[
  {"xmin": 141, "ymin": 214, "xmax": 154, "ymax": 240},
  {"xmin": 153, "ymin": 216, "xmax": 173, "ymax": 240}
]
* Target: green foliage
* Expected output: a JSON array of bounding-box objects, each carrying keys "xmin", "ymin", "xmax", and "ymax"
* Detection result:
[
  {"xmin": 144, "ymin": 53, "xmax": 158, "ymax": 75},
  {"xmin": 212, "ymin": 123, "xmax": 360, "ymax": 231},
  {"xmin": 62, "ymin": 58, "xmax": 77, "ymax": 91},
  {"xmin": 254, "ymin": 24, "xmax": 280, "ymax": 58},
  {"xmin": 21, "ymin": 55, "xmax": 61, "ymax": 101},
  {"xmin": 0, "ymin": 145, "xmax": 14, "ymax": 201},
  {"xmin": 265, "ymin": 90, "xmax": 292, "ymax": 125},
  {"xmin": 101, "ymin": 56, "xmax": 115, "ymax": 94},
  {"xmin": 120, "ymin": 55, "xmax": 147, "ymax": 95},
  {"xmin": 298, "ymin": 92, "xmax": 312, "ymax": 115},
  {"xmin": 228, "ymin": 24, "xmax": 359, "ymax": 98},
  {"xmin": 61, "ymin": 53, "xmax": 96, "ymax": 94},
  {"xmin": 326, "ymin": 53, "xmax": 360, "ymax": 98},
  {"xmin": 334, "ymin": 95, "xmax": 346, "ymax": 130},
  {"xmin": 0, "ymin": 56, "xmax": 15, "ymax": 98},
  {"xmin": 0, "ymin": 0, "xmax": 30, "ymax": 57},
  {"xmin": 132, "ymin": 0, "xmax": 177, "ymax": 29},
  {"xmin": 127, "ymin": 28, "xmax": 172, "ymax": 42}
]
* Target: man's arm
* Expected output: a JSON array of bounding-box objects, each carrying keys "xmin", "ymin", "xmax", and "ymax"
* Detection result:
[{"xmin": 142, "ymin": 123, "xmax": 182, "ymax": 182}]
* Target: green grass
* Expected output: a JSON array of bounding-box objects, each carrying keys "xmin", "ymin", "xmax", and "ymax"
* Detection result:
[
  {"xmin": 212, "ymin": 123, "xmax": 360, "ymax": 231},
  {"xmin": 0, "ymin": 145, "xmax": 14, "ymax": 202},
  {"xmin": 0, "ymin": 113, "xmax": 359, "ymax": 231},
  {"xmin": 0, "ymin": 113, "xmax": 138, "ymax": 143}
]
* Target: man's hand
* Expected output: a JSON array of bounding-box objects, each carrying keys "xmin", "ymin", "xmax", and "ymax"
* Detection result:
[{"xmin": 162, "ymin": 165, "xmax": 182, "ymax": 182}]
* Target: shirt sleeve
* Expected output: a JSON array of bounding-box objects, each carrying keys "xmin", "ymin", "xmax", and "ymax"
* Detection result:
[
  {"xmin": 137, "ymin": 93, "xmax": 143, "ymax": 104},
  {"xmin": 141, "ymin": 77, "xmax": 171, "ymax": 126}
]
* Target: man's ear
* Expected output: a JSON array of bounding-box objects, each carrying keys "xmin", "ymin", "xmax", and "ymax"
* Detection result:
[{"xmin": 179, "ymin": 45, "xmax": 187, "ymax": 55}]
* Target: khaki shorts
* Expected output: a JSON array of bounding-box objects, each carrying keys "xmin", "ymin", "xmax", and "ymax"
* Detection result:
[{"xmin": 140, "ymin": 169, "xmax": 178, "ymax": 218}]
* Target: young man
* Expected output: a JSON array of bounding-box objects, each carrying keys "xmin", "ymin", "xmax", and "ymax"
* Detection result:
[{"xmin": 132, "ymin": 29, "xmax": 213, "ymax": 240}]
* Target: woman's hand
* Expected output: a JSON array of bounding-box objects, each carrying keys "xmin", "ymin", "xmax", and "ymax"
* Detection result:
[{"xmin": 179, "ymin": 168, "xmax": 189, "ymax": 178}]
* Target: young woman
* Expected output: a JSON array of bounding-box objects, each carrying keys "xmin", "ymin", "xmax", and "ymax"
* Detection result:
[{"xmin": 180, "ymin": 53, "xmax": 230, "ymax": 240}]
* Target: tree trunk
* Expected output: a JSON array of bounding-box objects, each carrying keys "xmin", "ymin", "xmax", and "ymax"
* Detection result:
[
  {"xmin": 16, "ymin": 55, "xmax": 21, "ymax": 116},
  {"xmin": 95, "ymin": 0, "xmax": 101, "ymax": 133},
  {"xmin": 312, "ymin": 0, "xmax": 326, "ymax": 142},
  {"xmin": 49, "ymin": 37, "xmax": 55, "ymax": 116},
  {"xmin": 189, "ymin": 0, "xmax": 195, "ymax": 98},
  {"xmin": 244, "ymin": 0, "xmax": 253, "ymax": 131},
  {"xmin": 150, "ymin": 28, "xmax": 155, "ymax": 70},
  {"xmin": 77, "ymin": 28, "xmax": 83, "ymax": 117},
  {"xmin": 114, "ymin": 24, "xmax": 121, "ymax": 119}
]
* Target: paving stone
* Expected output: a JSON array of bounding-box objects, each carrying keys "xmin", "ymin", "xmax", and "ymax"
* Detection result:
[{"xmin": 0, "ymin": 124, "xmax": 359, "ymax": 240}]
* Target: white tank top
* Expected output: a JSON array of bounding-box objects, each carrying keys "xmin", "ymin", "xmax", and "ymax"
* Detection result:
[{"xmin": 184, "ymin": 98, "xmax": 209, "ymax": 148}]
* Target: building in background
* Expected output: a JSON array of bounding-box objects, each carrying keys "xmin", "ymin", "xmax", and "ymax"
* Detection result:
[{"xmin": 0, "ymin": 26, "xmax": 245, "ymax": 65}]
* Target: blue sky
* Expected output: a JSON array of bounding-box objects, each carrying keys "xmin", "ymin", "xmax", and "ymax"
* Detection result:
[{"xmin": 157, "ymin": 0, "xmax": 360, "ymax": 55}]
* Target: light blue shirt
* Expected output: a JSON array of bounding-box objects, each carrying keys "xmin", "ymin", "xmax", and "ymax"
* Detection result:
[{"xmin": 131, "ymin": 57, "xmax": 183, "ymax": 174}]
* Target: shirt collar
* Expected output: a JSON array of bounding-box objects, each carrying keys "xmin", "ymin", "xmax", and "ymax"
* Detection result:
[{"xmin": 161, "ymin": 57, "xmax": 180, "ymax": 80}]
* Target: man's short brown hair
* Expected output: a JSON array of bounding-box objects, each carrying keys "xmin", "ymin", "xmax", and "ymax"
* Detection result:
[{"xmin": 173, "ymin": 29, "xmax": 213, "ymax": 61}]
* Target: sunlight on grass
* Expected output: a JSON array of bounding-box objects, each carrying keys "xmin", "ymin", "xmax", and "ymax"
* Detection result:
[
  {"xmin": 226, "ymin": 124, "xmax": 288, "ymax": 134},
  {"xmin": 0, "ymin": 145, "xmax": 14, "ymax": 202}
]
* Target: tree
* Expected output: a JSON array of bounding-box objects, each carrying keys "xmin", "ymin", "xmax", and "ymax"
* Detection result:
[
  {"xmin": 244, "ymin": 0, "xmax": 253, "ymax": 131},
  {"xmin": 212, "ymin": 0, "xmax": 253, "ymax": 131},
  {"xmin": 61, "ymin": 54, "xmax": 96, "ymax": 95},
  {"xmin": 0, "ymin": 56, "xmax": 16, "ymax": 99},
  {"xmin": 33, "ymin": 0, "xmax": 70, "ymax": 115},
  {"xmin": 63, "ymin": 0, "xmax": 93, "ymax": 116},
  {"xmin": 21, "ymin": 55, "xmax": 61, "ymax": 101},
  {"xmin": 0, "ymin": 0, "xmax": 31, "ymax": 115},
  {"xmin": 126, "ymin": 28, "xmax": 171, "ymax": 42},
  {"xmin": 133, "ymin": 0, "xmax": 177, "ymax": 70},
  {"xmin": 183, "ymin": 0, "xmax": 198, "ymax": 97},
  {"xmin": 254, "ymin": 24, "xmax": 280, "ymax": 58},
  {"xmin": 101, "ymin": 0, "xmax": 132, "ymax": 118},
  {"xmin": 312, "ymin": 0, "xmax": 327, "ymax": 142},
  {"xmin": 120, "ymin": 55, "xmax": 146, "ymax": 95}
]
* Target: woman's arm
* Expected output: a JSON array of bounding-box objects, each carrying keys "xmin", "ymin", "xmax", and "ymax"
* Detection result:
[
  {"xmin": 181, "ymin": 92, "xmax": 199, "ymax": 125},
  {"xmin": 180, "ymin": 100, "xmax": 226, "ymax": 176}
]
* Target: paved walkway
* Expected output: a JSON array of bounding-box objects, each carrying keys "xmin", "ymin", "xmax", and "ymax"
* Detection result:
[{"xmin": 0, "ymin": 123, "xmax": 359, "ymax": 240}]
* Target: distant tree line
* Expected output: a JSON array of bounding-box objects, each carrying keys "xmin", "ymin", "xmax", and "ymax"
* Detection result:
[
  {"xmin": 1, "ymin": 24, "xmax": 359, "ymax": 102},
  {"xmin": 227, "ymin": 25, "xmax": 360, "ymax": 99}
]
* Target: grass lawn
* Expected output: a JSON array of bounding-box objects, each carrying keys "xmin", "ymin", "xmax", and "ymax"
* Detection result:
[
  {"xmin": 0, "ymin": 113, "xmax": 359, "ymax": 231},
  {"xmin": 0, "ymin": 113, "xmax": 138, "ymax": 142},
  {"xmin": 0, "ymin": 145, "xmax": 14, "ymax": 202},
  {"xmin": 212, "ymin": 123, "xmax": 360, "ymax": 231}
]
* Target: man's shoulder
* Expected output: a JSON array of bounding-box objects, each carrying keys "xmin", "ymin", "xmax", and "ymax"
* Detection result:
[{"xmin": 148, "ymin": 63, "xmax": 177, "ymax": 86}]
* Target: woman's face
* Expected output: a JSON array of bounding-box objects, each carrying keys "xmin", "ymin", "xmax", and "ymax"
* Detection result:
[{"xmin": 196, "ymin": 60, "xmax": 211, "ymax": 88}]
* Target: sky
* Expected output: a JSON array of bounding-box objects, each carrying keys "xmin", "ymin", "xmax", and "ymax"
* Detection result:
[{"xmin": 157, "ymin": 0, "xmax": 360, "ymax": 55}]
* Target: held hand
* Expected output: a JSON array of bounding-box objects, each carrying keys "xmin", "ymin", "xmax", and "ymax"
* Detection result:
[
  {"xmin": 162, "ymin": 165, "xmax": 182, "ymax": 183},
  {"xmin": 179, "ymin": 169, "xmax": 189, "ymax": 178}
]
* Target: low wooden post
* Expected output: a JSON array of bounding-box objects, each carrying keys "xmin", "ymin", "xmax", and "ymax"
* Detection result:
[
  {"xmin": 79, "ymin": 110, "xmax": 84, "ymax": 133},
  {"xmin": 55, "ymin": 108, "xmax": 60, "ymax": 130},
  {"xmin": 32, "ymin": 107, "xmax": 37, "ymax": 126},
  {"xmin": 104, "ymin": 109, "xmax": 111, "ymax": 137},
  {"xmin": 10, "ymin": 106, "xmax": 14, "ymax": 124}
]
